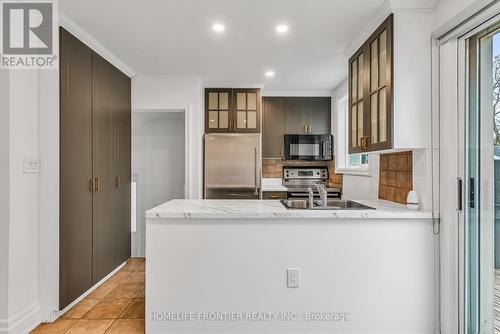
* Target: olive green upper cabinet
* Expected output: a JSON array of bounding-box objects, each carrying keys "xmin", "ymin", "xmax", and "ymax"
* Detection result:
[
  {"xmin": 262, "ymin": 97, "xmax": 285, "ymax": 159},
  {"xmin": 348, "ymin": 14, "xmax": 393, "ymax": 154},
  {"xmin": 205, "ymin": 88, "xmax": 261, "ymax": 133},
  {"xmin": 284, "ymin": 97, "xmax": 331, "ymax": 134}
]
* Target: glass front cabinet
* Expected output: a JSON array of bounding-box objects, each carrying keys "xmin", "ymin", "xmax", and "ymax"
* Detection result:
[
  {"xmin": 348, "ymin": 14, "xmax": 393, "ymax": 153},
  {"xmin": 205, "ymin": 88, "xmax": 261, "ymax": 133}
]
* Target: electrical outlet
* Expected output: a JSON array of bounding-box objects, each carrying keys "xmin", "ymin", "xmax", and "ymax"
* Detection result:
[
  {"xmin": 23, "ymin": 157, "xmax": 40, "ymax": 173},
  {"xmin": 287, "ymin": 268, "xmax": 300, "ymax": 288}
]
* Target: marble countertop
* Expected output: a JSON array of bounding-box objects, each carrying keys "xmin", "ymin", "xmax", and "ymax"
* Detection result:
[
  {"xmin": 261, "ymin": 178, "xmax": 288, "ymax": 192},
  {"xmin": 146, "ymin": 199, "xmax": 432, "ymax": 220}
]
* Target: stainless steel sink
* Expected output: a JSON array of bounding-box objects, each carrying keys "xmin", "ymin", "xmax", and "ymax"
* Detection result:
[
  {"xmin": 313, "ymin": 199, "xmax": 375, "ymax": 210},
  {"xmin": 281, "ymin": 199, "xmax": 310, "ymax": 209},
  {"xmin": 281, "ymin": 199, "xmax": 374, "ymax": 210}
]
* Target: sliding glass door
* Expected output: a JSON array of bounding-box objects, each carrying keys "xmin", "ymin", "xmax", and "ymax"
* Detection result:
[{"xmin": 465, "ymin": 24, "xmax": 500, "ymax": 334}]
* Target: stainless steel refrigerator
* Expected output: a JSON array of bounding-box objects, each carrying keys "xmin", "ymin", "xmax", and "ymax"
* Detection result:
[{"xmin": 204, "ymin": 133, "xmax": 261, "ymax": 199}]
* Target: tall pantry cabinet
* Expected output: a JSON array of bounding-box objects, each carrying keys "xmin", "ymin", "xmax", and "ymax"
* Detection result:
[{"xmin": 59, "ymin": 28, "xmax": 131, "ymax": 309}]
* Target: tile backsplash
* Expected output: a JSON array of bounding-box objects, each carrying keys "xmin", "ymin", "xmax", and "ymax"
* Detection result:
[
  {"xmin": 262, "ymin": 159, "xmax": 343, "ymax": 190},
  {"xmin": 378, "ymin": 151, "xmax": 413, "ymax": 204}
]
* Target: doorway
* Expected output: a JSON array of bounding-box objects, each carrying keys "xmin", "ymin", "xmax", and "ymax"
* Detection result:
[{"xmin": 131, "ymin": 111, "xmax": 186, "ymax": 257}]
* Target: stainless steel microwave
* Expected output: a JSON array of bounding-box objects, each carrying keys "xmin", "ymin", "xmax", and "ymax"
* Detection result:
[{"xmin": 284, "ymin": 134, "xmax": 333, "ymax": 161}]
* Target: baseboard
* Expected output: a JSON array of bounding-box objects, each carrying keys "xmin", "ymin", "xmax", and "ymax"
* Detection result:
[
  {"xmin": 0, "ymin": 301, "xmax": 40, "ymax": 334},
  {"xmin": 51, "ymin": 261, "xmax": 127, "ymax": 321}
]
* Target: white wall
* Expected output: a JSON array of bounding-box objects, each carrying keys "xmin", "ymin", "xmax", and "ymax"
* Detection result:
[
  {"xmin": 5, "ymin": 70, "xmax": 42, "ymax": 333},
  {"xmin": 132, "ymin": 112, "xmax": 186, "ymax": 256},
  {"xmin": 0, "ymin": 71, "xmax": 10, "ymax": 323},
  {"xmin": 132, "ymin": 75, "xmax": 203, "ymax": 199},
  {"xmin": 38, "ymin": 70, "xmax": 60, "ymax": 324}
]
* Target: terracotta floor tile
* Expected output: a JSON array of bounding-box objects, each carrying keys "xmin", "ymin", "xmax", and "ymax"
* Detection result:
[
  {"xmin": 65, "ymin": 319, "xmax": 114, "ymax": 334},
  {"xmin": 30, "ymin": 319, "xmax": 77, "ymax": 334},
  {"xmin": 63, "ymin": 299, "xmax": 100, "ymax": 319},
  {"xmin": 106, "ymin": 271, "xmax": 132, "ymax": 285},
  {"xmin": 128, "ymin": 257, "xmax": 145, "ymax": 263},
  {"xmin": 134, "ymin": 263, "xmax": 145, "ymax": 272},
  {"xmin": 119, "ymin": 299, "xmax": 145, "ymax": 319},
  {"xmin": 125, "ymin": 271, "xmax": 145, "ymax": 284},
  {"xmin": 120, "ymin": 263, "xmax": 140, "ymax": 272},
  {"xmin": 84, "ymin": 299, "xmax": 132, "ymax": 319},
  {"xmin": 86, "ymin": 281, "xmax": 120, "ymax": 299},
  {"xmin": 106, "ymin": 319, "xmax": 145, "ymax": 334},
  {"xmin": 121, "ymin": 259, "xmax": 143, "ymax": 272},
  {"xmin": 105, "ymin": 283, "xmax": 144, "ymax": 299}
]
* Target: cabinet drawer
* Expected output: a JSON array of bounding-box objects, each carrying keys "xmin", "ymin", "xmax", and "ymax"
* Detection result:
[{"xmin": 262, "ymin": 191, "xmax": 287, "ymax": 200}]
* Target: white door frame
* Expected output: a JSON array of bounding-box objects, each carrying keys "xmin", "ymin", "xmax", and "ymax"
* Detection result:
[
  {"xmin": 435, "ymin": 4, "xmax": 500, "ymax": 333},
  {"xmin": 131, "ymin": 106, "xmax": 191, "ymax": 257}
]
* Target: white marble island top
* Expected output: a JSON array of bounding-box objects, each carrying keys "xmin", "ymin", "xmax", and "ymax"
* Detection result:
[{"xmin": 146, "ymin": 199, "xmax": 432, "ymax": 220}]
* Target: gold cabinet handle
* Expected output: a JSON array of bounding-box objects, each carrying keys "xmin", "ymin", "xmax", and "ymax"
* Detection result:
[
  {"xmin": 360, "ymin": 136, "xmax": 370, "ymax": 150},
  {"xmin": 270, "ymin": 195, "xmax": 279, "ymax": 199},
  {"xmin": 115, "ymin": 176, "xmax": 121, "ymax": 188},
  {"xmin": 89, "ymin": 178, "xmax": 95, "ymax": 192},
  {"xmin": 95, "ymin": 177, "xmax": 100, "ymax": 192}
]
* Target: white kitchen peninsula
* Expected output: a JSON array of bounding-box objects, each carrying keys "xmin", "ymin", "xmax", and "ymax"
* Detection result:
[{"xmin": 146, "ymin": 199, "xmax": 435, "ymax": 334}]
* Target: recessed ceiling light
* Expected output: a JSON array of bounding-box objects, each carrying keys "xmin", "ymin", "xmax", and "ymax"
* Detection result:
[
  {"xmin": 276, "ymin": 24, "xmax": 289, "ymax": 33},
  {"xmin": 265, "ymin": 71, "xmax": 275, "ymax": 78},
  {"xmin": 212, "ymin": 23, "xmax": 225, "ymax": 32}
]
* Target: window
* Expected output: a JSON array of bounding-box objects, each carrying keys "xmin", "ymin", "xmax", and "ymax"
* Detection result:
[{"xmin": 335, "ymin": 93, "xmax": 370, "ymax": 175}]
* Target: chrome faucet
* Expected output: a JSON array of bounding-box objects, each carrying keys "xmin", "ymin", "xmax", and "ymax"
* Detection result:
[
  {"xmin": 307, "ymin": 187, "xmax": 314, "ymax": 208},
  {"xmin": 315, "ymin": 183, "xmax": 328, "ymax": 207}
]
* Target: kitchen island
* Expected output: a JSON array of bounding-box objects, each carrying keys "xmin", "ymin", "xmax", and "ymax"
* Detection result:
[{"xmin": 146, "ymin": 199, "xmax": 435, "ymax": 334}]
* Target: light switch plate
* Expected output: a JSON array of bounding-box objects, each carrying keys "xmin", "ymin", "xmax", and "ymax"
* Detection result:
[
  {"xmin": 287, "ymin": 268, "xmax": 300, "ymax": 288},
  {"xmin": 23, "ymin": 157, "xmax": 40, "ymax": 173}
]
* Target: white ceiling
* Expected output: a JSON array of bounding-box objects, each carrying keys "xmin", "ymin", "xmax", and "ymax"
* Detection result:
[{"xmin": 61, "ymin": 0, "xmax": 387, "ymax": 92}]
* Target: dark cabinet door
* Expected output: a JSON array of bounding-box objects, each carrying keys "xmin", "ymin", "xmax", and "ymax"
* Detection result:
[
  {"xmin": 233, "ymin": 88, "xmax": 261, "ymax": 133},
  {"xmin": 113, "ymin": 70, "xmax": 131, "ymax": 267},
  {"xmin": 92, "ymin": 53, "xmax": 117, "ymax": 283},
  {"xmin": 307, "ymin": 97, "xmax": 331, "ymax": 134},
  {"xmin": 262, "ymin": 97, "xmax": 285, "ymax": 159},
  {"xmin": 284, "ymin": 98, "xmax": 306, "ymax": 134},
  {"xmin": 348, "ymin": 14, "xmax": 393, "ymax": 153},
  {"xmin": 206, "ymin": 89, "xmax": 232, "ymax": 133},
  {"xmin": 59, "ymin": 28, "xmax": 94, "ymax": 309}
]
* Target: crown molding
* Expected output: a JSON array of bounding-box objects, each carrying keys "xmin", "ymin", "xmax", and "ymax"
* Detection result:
[
  {"xmin": 343, "ymin": 0, "xmax": 439, "ymax": 58},
  {"xmin": 59, "ymin": 13, "xmax": 136, "ymax": 78},
  {"xmin": 262, "ymin": 90, "xmax": 332, "ymax": 97},
  {"xmin": 202, "ymin": 81, "xmax": 265, "ymax": 89}
]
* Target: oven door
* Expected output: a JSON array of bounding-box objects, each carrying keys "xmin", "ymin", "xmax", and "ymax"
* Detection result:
[{"xmin": 284, "ymin": 134, "xmax": 332, "ymax": 161}]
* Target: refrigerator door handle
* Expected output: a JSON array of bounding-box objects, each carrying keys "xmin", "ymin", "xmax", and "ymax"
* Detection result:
[{"xmin": 254, "ymin": 147, "xmax": 259, "ymax": 196}]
